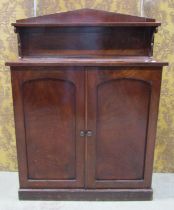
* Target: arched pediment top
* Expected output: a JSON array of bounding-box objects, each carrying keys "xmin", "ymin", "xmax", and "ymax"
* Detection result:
[{"xmin": 12, "ymin": 8, "xmax": 160, "ymax": 27}]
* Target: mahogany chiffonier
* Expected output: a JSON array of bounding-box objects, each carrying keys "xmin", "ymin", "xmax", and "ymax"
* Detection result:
[{"xmin": 6, "ymin": 9, "xmax": 168, "ymax": 201}]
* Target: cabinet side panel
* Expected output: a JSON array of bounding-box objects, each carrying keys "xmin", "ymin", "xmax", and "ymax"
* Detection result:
[
  {"xmin": 96, "ymin": 79, "xmax": 151, "ymax": 180},
  {"xmin": 23, "ymin": 79, "xmax": 76, "ymax": 180}
]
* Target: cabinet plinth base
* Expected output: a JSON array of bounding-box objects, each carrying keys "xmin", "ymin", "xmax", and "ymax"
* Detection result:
[{"xmin": 19, "ymin": 188, "xmax": 153, "ymax": 201}]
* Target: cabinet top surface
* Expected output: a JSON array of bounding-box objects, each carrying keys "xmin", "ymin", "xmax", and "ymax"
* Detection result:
[
  {"xmin": 12, "ymin": 8, "xmax": 160, "ymax": 27},
  {"xmin": 6, "ymin": 57, "xmax": 168, "ymax": 67}
]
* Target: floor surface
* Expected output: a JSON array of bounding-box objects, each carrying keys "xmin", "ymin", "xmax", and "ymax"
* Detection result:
[{"xmin": 0, "ymin": 172, "xmax": 174, "ymax": 210}]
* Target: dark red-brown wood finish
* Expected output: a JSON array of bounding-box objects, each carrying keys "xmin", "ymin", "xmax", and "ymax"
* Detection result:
[
  {"xmin": 86, "ymin": 67, "xmax": 162, "ymax": 189},
  {"xmin": 12, "ymin": 9, "xmax": 160, "ymax": 58},
  {"xmin": 6, "ymin": 8, "xmax": 168, "ymax": 201},
  {"xmin": 12, "ymin": 8, "xmax": 159, "ymax": 26},
  {"xmin": 11, "ymin": 67, "xmax": 85, "ymax": 189}
]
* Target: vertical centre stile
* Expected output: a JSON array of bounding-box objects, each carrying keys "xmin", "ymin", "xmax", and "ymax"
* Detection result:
[{"xmin": 84, "ymin": 69, "xmax": 88, "ymax": 188}]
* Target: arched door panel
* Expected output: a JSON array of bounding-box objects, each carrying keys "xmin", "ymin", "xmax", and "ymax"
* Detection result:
[
  {"xmin": 86, "ymin": 68, "xmax": 160, "ymax": 189},
  {"xmin": 12, "ymin": 68, "xmax": 85, "ymax": 189}
]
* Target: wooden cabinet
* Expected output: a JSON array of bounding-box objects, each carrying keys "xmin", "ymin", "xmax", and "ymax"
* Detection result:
[{"xmin": 6, "ymin": 9, "xmax": 168, "ymax": 200}]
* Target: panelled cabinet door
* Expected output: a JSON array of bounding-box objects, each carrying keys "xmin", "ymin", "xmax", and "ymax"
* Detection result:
[
  {"xmin": 86, "ymin": 67, "xmax": 162, "ymax": 189},
  {"xmin": 11, "ymin": 67, "xmax": 85, "ymax": 189}
]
